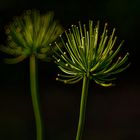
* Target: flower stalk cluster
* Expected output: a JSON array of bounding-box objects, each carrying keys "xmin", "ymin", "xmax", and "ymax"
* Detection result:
[
  {"xmin": 54, "ymin": 21, "xmax": 129, "ymax": 86},
  {"xmin": 0, "ymin": 9, "xmax": 130, "ymax": 140}
]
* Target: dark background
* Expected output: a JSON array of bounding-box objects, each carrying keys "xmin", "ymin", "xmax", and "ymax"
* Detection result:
[{"xmin": 0, "ymin": 0, "xmax": 140, "ymax": 140}]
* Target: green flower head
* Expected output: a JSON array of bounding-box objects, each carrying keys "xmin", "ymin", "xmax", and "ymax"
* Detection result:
[
  {"xmin": 54, "ymin": 20, "xmax": 130, "ymax": 86},
  {"xmin": 0, "ymin": 10, "xmax": 63, "ymax": 63}
]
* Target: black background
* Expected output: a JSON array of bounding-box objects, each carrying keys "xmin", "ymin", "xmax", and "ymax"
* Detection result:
[{"xmin": 0, "ymin": 0, "xmax": 140, "ymax": 140}]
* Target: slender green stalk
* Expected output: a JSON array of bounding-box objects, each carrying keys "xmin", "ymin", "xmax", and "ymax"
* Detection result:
[
  {"xmin": 30, "ymin": 54, "xmax": 43, "ymax": 140},
  {"xmin": 76, "ymin": 75, "xmax": 90, "ymax": 140},
  {"xmin": 0, "ymin": 10, "xmax": 63, "ymax": 140}
]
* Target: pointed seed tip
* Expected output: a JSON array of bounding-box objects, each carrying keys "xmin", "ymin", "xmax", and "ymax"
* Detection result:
[
  {"xmin": 64, "ymin": 80, "xmax": 67, "ymax": 83},
  {"xmin": 57, "ymin": 59, "xmax": 60, "ymax": 62},
  {"xmin": 118, "ymin": 56, "xmax": 122, "ymax": 60}
]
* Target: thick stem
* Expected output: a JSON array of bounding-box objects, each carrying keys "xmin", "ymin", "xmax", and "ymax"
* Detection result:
[
  {"xmin": 30, "ymin": 54, "xmax": 43, "ymax": 140},
  {"xmin": 76, "ymin": 75, "xmax": 90, "ymax": 140}
]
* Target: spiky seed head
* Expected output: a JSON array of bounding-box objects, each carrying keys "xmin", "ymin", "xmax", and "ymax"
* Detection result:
[
  {"xmin": 54, "ymin": 20, "xmax": 130, "ymax": 86},
  {"xmin": 0, "ymin": 10, "xmax": 63, "ymax": 64}
]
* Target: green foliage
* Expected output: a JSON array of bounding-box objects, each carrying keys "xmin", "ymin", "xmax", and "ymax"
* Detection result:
[
  {"xmin": 0, "ymin": 10, "xmax": 63, "ymax": 63},
  {"xmin": 54, "ymin": 20, "xmax": 130, "ymax": 86}
]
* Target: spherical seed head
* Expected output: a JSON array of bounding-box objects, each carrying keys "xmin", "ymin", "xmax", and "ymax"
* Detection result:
[
  {"xmin": 1, "ymin": 10, "xmax": 63, "ymax": 63},
  {"xmin": 54, "ymin": 20, "xmax": 129, "ymax": 86}
]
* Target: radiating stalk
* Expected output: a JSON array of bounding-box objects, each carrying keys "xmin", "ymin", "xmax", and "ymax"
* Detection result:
[
  {"xmin": 30, "ymin": 54, "xmax": 43, "ymax": 140},
  {"xmin": 76, "ymin": 74, "xmax": 90, "ymax": 140}
]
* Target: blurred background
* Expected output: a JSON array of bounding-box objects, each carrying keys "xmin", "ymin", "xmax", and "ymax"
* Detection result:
[{"xmin": 0, "ymin": 0, "xmax": 140, "ymax": 140}]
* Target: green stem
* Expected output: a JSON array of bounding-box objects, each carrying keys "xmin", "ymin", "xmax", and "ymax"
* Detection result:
[
  {"xmin": 30, "ymin": 54, "xmax": 43, "ymax": 140},
  {"xmin": 76, "ymin": 75, "xmax": 90, "ymax": 140}
]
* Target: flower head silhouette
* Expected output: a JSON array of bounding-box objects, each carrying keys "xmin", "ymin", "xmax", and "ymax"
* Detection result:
[
  {"xmin": 54, "ymin": 21, "xmax": 129, "ymax": 86},
  {"xmin": 1, "ymin": 10, "xmax": 63, "ymax": 63},
  {"xmin": 0, "ymin": 10, "xmax": 63, "ymax": 140},
  {"xmin": 54, "ymin": 20, "xmax": 130, "ymax": 140}
]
